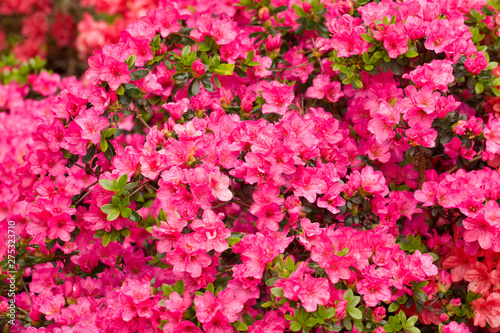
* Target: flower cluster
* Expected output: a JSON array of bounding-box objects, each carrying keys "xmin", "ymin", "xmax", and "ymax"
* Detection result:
[{"xmin": 3, "ymin": 0, "xmax": 500, "ymax": 332}]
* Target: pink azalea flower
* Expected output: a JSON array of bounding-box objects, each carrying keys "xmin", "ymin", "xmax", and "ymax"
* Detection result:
[{"xmin": 261, "ymin": 81, "xmax": 295, "ymax": 115}]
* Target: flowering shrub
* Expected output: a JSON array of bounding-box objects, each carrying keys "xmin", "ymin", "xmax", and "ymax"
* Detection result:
[{"xmin": 4, "ymin": 0, "xmax": 500, "ymax": 332}]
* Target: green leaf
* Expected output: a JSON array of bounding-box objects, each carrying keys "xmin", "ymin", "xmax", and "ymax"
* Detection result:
[
  {"xmin": 265, "ymin": 277, "xmax": 279, "ymax": 287},
  {"xmin": 406, "ymin": 315, "xmax": 418, "ymax": 327},
  {"xmin": 214, "ymin": 63, "xmax": 235, "ymax": 76},
  {"xmin": 181, "ymin": 45, "xmax": 191, "ymax": 58},
  {"xmin": 123, "ymin": 83, "xmax": 141, "ymax": 98},
  {"xmin": 189, "ymin": 79, "xmax": 201, "ymax": 97},
  {"xmin": 129, "ymin": 210, "xmax": 142, "ymax": 222},
  {"xmin": 285, "ymin": 256, "xmax": 295, "ymax": 272},
  {"xmin": 261, "ymin": 301, "xmax": 273, "ymax": 308},
  {"xmin": 406, "ymin": 327, "xmax": 421, "ymax": 333},
  {"xmin": 336, "ymin": 248, "xmax": 349, "ymax": 256},
  {"xmin": 324, "ymin": 307, "xmax": 335, "ymax": 319},
  {"xmin": 174, "ymin": 279, "xmax": 185, "ymax": 295},
  {"xmin": 361, "ymin": 33, "xmax": 377, "ymax": 43},
  {"xmin": 125, "ymin": 54, "xmax": 136, "ymax": 68},
  {"xmin": 234, "ymin": 321, "xmax": 248, "ymax": 331},
  {"xmin": 116, "ymin": 85, "xmax": 125, "ymax": 95},
  {"xmin": 213, "ymin": 75, "xmax": 221, "ymax": 88},
  {"xmin": 107, "ymin": 209, "xmax": 120, "ymax": 221},
  {"xmin": 131, "ymin": 69, "xmax": 149, "ymax": 81},
  {"xmin": 492, "ymin": 87, "xmax": 500, "ymax": 97},
  {"xmin": 234, "ymin": 66, "xmax": 248, "ymax": 78},
  {"xmin": 304, "ymin": 317, "xmax": 318, "ymax": 327},
  {"xmin": 475, "ymin": 81, "xmax": 484, "ymax": 94},
  {"xmin": 99, "ymin": 179, "xmax": 116, "ymax": 191},
  {"xmin": 198, "ymin": 44, "xmax": 211, "ymax": 52},
  {"xmin": 388, "ymin": 302, "xmax": 400, "ymax": 312},
  {"xmin": 271, "ymin": 287, "xmax": 284, "ymax": 298},
  {"xmin": 162, "ymin": 284, "xmax": 174, "ymax": 297},
  {"xmin": 228, "ymin": 237, "xmax": 241, "ymax": 245},
  {"xmin": 159, "ymin": 209, "xmax": 167, "ymax": 222},
  {"xmin": 82, "ymin": 144, "xmax": 97, "ymax": 164},
  {"xmin": 120, "ymin": 228, "xmax": 130, "ymax": 237},
  {"xmin": 289, "ymin": 322, "xmax": 303, "ymax": 332},
  {"xmin": 102, "ymin": 232, "xmax": 111, "ymax": 247},
  {"xmin": 405, "ymin": 50, "xmax": 419, "ymax": 58},
  {"xmin": 118, "ymin": 173, "xmax": 128, "ymax": 189},
  {"xmin": 242, "ymin": 313, "xmax": 254, "ymax": 325},
  {"xmin": 347, "ymin": 307, "xmax": 362, "ymax": 320},
  {"xmin": 343, "ymin": 288, "xmax": 354, "ymax": 303},
  {"xmin": 164, "ymin": 59, "xmax": 173, "ymax": 70},
  {"xmin": 100, "ymin": 204, "xmax": 117, "ymax": 214},
  {"xmin": 121, "ymin": 207, "xmax": 132, "ymax": 218}
]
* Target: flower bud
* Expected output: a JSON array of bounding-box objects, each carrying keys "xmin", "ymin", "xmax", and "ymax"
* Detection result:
[
  {"xmin": 303, "ymin": 2, "xmax": 312, "ymax": 13},
  {"xmin": 452, "ymin": 120, "xmax": 467, "ymax": 135},
  {"xmin": 265, "ymin": 34, "xmax": 281, "ymax": 58},
  {"xmin": 191, "ymin": 59, "xmax": 205, "ymax": 78},
  {"xmin": 372, "ymin": 306, "xmax": 386, "ymax": 322},
  {"xmin": 437, "ymin": 270, "xmax": 452, "ymax": 293},
  {"xmin": 258, "ymin": 7, "xmax": 270, "ymax": 21}
]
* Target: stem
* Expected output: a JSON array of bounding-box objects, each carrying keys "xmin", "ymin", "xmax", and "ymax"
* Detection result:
[
  {"xmin": 127, "ymin": 181, "xmax": 151, "ymax": 197},
  {"xmin": 446, "ymin": 154, "xmax": 483, "ymax": 174},
  {"xmin": 136, "ymin": 112, "xmax": 151, "ymax": 131},
  {"xmin": 267, "ymin": 61, "xmax": 310, "ymax": 73},
  {"xmin": 20, "ymin": 278, "xmax": 32, "ymax": 309}
]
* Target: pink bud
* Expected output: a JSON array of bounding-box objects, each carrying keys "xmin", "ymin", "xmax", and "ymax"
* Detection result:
[
  {"xmin": 265, "ymin": 34, "xmax": 282, "ymax": 56},
  {"xmin": 191, "ymin": 59, "xmax": 205, "ymax": 78},
  {"xmin": 437, "ymin": 270, "xmax": 452, "ymax": 293},
  {"xmin": 453, "ymin": 120, "xmax": 467, "ymax": 135},
  {"xmin": 303, "ymin": 2, "xmax": 312, "ymax": 13},
  {"xmin": 372, "ymin": 306, "xmax": 386, "ymax": 322},
  {"xmin": 258, "ymin": 7, "xmax": 270, "ymax": 20}
]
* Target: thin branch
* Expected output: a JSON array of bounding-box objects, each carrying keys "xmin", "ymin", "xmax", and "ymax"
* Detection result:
[
  {"xmin": 21, "ymin": 278, "xmax": 32, "ymax": 309},
  {"xmin": 127, "ymin": 180, "xmax": 151, "ymax": 197},
  {"xmin": 136, "ymin": 112, "xmax": 151, "ymax": 131},
  {"xmin": 446, "ymin": 154, "xmax": 483, "ymax": 174}
]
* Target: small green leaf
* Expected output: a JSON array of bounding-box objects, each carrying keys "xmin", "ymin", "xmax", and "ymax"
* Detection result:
[
  {"xmin": 405, "ymin": 50, "xmax": 419, "ymax": 58},
  {"xmin": 347, "ymin": 307, "xmax": 362, "ymax": 320},
  {"xmin": 181, "ymin": 45, "xmax": 191, "ymax": 58},
  {"xmin": 174, "ymin": 279, "xmax": 185, "ymax": 295},
  {"xmin": 117, "ymin": 174, "xmax": 128, "ymax": 189},
  {"xmin": 162, "ymin": 284, "xmax": 174, "ymax": 297},
  {"xmin": 228, "ymin": 237, "xmax": 241, "ymax": 245},
  {"xmin": 100, "ymin": 204, "xmax": 117, "ymax": 214},
  {"xmin": 121, "ymin": 228, "xmax": 130, "ymax": 237},
  {"xmin": 99, "ymin": 179, "xmax": 116, "ymax": 191},
  {"xmin": 198, "ymin": 44, "xmax": 211, "ymax": 52},
  {"xmin": 271, "ymin": 287, "xmax": 284, "ymax": 298},
  {"xmin": 289, "ymin": 322, "xmax": 303, "ymax": 332},
  {"xmin": 116, "ymin": 85, "xmax": 125, "ymax": 95},
  {"xmin": 406, "ymin": 315, "xmax": 418, "ymax": 327},
  {"xmin": 475, "ymin": 81, "xmax": 484, "ymax": 94},
  {"xmin": 343, "ymin": 289, "xmax": 354, "ymax": 303},
  {"xmin": 388, "ymin": 302, "xmax": 400, "ymax": 312},
  {"xmin": 261, "ymin": 301, "xmax": 273, "ymax": 308},
  {"xmin": 129, "ymin": 210, "xmax": 142, "ymax": 222},
  {"xmin": 102, "ymin": 232, "xmax": 111, "ymax": 247},
  {"xmin": 124, "ymin": 83, "xmax": 141, "ymax": 98},
  {"xmin": 131, "ymin": 69, "xmax": 150, "ymax": 81},
  {"xmin": 234, "ymin": 321, "xmax": 248, "ymax": 331},
  {"xmin": 121, "ymin": 207, "xmax": 132, "ymax": 218},
  {"xmin": 189, "ymin": 79, "xmax": 201, "ymax": 97},
  {"xmin": 107, "ymin": 209, "xmax": 120, "ymax": 221}
]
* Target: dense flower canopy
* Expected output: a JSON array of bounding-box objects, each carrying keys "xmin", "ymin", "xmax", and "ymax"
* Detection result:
[{"xmin": 2, "ymin": 0, "xmax": 500, "ymax": 332}]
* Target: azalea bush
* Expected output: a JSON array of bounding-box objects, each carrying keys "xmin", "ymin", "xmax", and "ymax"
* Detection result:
[{"xmin": 3, "ymin": 0, "xmax": 500, "ymax": 332}]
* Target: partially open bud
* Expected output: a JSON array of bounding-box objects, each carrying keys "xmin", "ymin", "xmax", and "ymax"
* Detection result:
[
  {"xmin": 258, "ymin": 7, "xmax": 270, "ymax": 21},
  {"xmin": 191, "ymin": 59, "xmax": 205, "ymax": 78},
  {"xmin": 265, "ymin": 34, "xmax": 281, "ymax": 58},
  {"xmin": 303, "ymin": 2, "xmax": 312, "ymax": 13}
]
